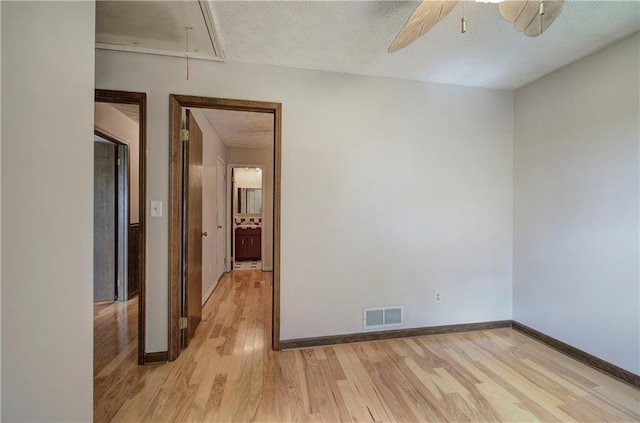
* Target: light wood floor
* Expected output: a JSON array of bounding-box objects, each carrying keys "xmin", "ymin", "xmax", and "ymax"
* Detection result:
[{"xmin": 94, "ymin": 270, "xmax": 639, "ymax": 422}]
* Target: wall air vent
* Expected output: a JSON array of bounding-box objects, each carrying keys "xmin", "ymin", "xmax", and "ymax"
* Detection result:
[{"xmin": 363, "ymin": 306, "xmax": 404, "ymax": 330}]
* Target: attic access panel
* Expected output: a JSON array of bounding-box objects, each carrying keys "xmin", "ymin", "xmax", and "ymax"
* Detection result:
[{"xmin": 96, "ymin": 0, "xmax": 224, "ymax": 61}]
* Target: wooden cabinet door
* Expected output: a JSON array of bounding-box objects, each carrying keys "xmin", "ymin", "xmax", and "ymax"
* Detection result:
[
  {"xmin": 235, "ymin": 228, "xmax": 261, "ymax": 260},
  {"xmin": 248, "ymin": 235, "xmax": 261, "ymax": 259},
  {"xmin": 235, "ymin": 234, "xmax": 248, "ymax": 260}
]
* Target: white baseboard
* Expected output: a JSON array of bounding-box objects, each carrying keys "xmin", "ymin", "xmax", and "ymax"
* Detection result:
[{"xmin": 202, "ymin": 281, "xmax": 218, "ymax": 306}]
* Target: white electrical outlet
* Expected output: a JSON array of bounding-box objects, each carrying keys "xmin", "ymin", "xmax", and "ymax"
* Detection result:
[
  {"xmin": 150, "ymin": 200, "xmax": 163, "ymax": 217},
  {"xmin": 434, "ymin": 291, "xmax": 442, "ymax": 303}
]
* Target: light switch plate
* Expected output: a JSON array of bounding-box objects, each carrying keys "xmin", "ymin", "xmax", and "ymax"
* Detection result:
[{"xmin": 150, "ymin": 200, "xmax": 162, "ymax": 217}]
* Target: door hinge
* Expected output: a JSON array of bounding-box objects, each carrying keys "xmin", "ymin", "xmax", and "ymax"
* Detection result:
[
  {"xmin": 179, "ymin": 317, "xmax": 188, "ymax": 330},
  {"xmin": 117, "ymin": 158, "xmax": 121, "ymax": 166},
  {"xmin": 181, "ymin": 129, "xmax": 189, "ymax": 142}
]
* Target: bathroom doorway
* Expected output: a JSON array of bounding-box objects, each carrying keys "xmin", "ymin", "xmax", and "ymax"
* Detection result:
[{"xmin": 230, "ymin": 166, "xmax": 265, "ymax": 270}]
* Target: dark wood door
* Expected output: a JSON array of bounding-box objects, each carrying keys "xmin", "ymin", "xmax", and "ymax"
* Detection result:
[
  {"xmin": 128, "ymin": 223, "xmax": 141, "ymax": 297},
  {"xmin": 182, "ymin": 110, "xmax": 203, "ymax": 348}
]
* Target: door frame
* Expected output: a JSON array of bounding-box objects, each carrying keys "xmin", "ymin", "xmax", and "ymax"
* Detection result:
[
  {"xmin": 95, "ymin": 89, "xmax": 147, "ymax": 365},
  {"xmin": 216, "ymin": 156, "xmax": 228, "ymax": 276},
  {"xmin": 168, "ymin": 95, "xmax": 282, "ymax": 360}
]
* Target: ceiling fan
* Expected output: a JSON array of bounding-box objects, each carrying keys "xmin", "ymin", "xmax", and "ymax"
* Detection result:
[{"xmin": 388, "ymin": 0, "xmax": 565, "ymax": 53}]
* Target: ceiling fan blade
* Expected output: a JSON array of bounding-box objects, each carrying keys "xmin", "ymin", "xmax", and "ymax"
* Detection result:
[
  {"xmin": 523, "ymin": 0, "xmax": 564, "ymax": 36},
  {"xmin": 514, "ymin": 1, "xmax": 542, "ymax": 32},
  {"xmin": 388, "ymin": 0, "xmax": 459, "ymax": 53},
  {"xmin": 498, "ymin": 0, "xmax": 527, "ymax": 23},
  {"xmin": 499, "ymin": 0, "xmax": 564, "ymax": 36}
]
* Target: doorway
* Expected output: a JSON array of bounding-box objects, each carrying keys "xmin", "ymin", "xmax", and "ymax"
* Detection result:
[
  {"xmin": 230, "ymin": 165, "xmax": 265, "ymax": 271},
  {"xmin": 168, "ymin": 95, "xmax": 282, "ymax": 360},
  {"xmin": 93, "ymin": 134, "xmax": 129, "ymax": 303},
  {"xmin": 94, "ymin": 89, "xmax": 147, "ymax": 364}
]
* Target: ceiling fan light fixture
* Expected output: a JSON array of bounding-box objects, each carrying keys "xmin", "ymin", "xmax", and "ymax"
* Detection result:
[{"xmin": 388, "ymin": 0, "xmax": 563, "ymax": 53}]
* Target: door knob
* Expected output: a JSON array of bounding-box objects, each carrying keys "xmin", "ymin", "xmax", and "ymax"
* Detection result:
[
  {"xmin": 217, "ymin": 225, "xmax": 222, "ymax": 229},
  {"xmin": 201, "ymin": 232, "xmax": 208, "ymax": 237}
]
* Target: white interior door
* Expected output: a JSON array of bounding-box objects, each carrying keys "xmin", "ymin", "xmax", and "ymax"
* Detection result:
[{"xmin": 216, "ymin": 157, "xmax": 227, "ymax": 276}]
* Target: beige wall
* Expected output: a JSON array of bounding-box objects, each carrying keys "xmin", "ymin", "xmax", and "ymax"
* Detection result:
[
  {"xmin": 235, "ymin": 167, "xmax": 263, "ymax": 189},
  {"xmin": 513, "ymin": 33, "xmax": 640, "ymax": 374},
  {"xmin": 0, "ymin": 3, "xmax": 3, "ymax": 416},
  {"xmin": 97, "ymin": 48, "xmax": 514, "ymax": 350},
  {"xmin": 228, "ymin": 148, "xmax": 274, "ymax": 270},
  {"xmin": 1, "ymin": 2, "xmax": 95, "ymax": 420},
  {"xmin": 94, "ymin": 102, "xmax": 140, "ymax": 223},
  {"xmin": 190, "ymin": 109, "xmax": 228, "ymax": 304}
]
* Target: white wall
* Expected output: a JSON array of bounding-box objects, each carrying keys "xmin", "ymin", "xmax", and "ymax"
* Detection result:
[
  {"xmin": 190, "ymin": 109, "xmax": 227, "ymax": 304},
  {"xmin": 514, "ymin": 33, "xmax": 640, "ymax": 374},
  {"xmin": 228, "ymin": 148, "xmax": 274, "ymax": 270},
  {"xmin": 235, "ymin": 167, "xmax": 263, "ymax": 189},
  {"xmin": 94, "ymin": 102, "xmax": 140, "ymax": 223},
  {"xmin": 96, "ymin": 49, "xmax": 513, "ymax": 348},
  {"xmin": 0, "ymin": 2, "xmax": 3, "ymax": 416},
  {"xmin": 1, "ymin": 2, "xmax": 95, "ymax": 421}
]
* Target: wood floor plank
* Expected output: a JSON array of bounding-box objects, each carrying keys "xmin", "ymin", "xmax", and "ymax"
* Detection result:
[{"xmin": 95, "ymin": 270, "xmax": 640, "ymax": 423}]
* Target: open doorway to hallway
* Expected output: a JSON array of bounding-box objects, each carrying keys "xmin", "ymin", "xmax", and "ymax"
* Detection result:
[
  {"xmin": 168, "ymin": 95, "xmax": 282, "ymax": 360},
  {"xmin": 177, "ymin": 105, "xmax": 275, "ymax": 348},
  {"xmin": 93, "ymin": 89, "xmax": 147, "ymax": 389}
]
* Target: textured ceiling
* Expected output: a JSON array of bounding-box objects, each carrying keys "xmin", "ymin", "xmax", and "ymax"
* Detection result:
[
  {"xmin": 110, "ymin": 103, "xmax": 140, "ymax": 125},
  {"xmin": 211, "ymin": 0, "xmax": 640, "ymax": 89},
  {"xmin": 201, "ymin": 109, "xmax": 274, "ymax": 149},
  {"xmin": 95, "ymin": 1, "xmax": 639, "ymax": 90}
]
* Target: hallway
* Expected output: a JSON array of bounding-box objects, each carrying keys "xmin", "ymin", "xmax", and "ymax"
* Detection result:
[
  {"xmin": 94, "ymin": 270, "xmax": 272, "ymax": 422},
  {"xmin": 94, "ymin": 270, "xmax": 638, "ymax": 422}
]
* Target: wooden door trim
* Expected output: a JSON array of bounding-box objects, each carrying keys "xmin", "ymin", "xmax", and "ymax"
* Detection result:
[
  {"xmin": 95, "ymin": 89, "xmax": 147, "ymax": 365},
  {"xmin": 168, "ymin": 95, "xmax": 282, "ymax": 361}
]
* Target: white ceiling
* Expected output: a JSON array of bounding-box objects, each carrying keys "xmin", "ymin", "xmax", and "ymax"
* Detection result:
[
  {"xmin": 96, "ymin": 1, "xmax": 639, "ymax": 90},
  {"xmin": 200, "ymin": 109, "xmax": 274, "ymax": 149},
  {"xmin": 110, "ymin": 103, "xmax": 140, "ymax": 125},
  {"xmin": 96, "ymin": 1, "xmax": 638, "ymax": 143},
  {"xmin": 212, "ymin": 1, "xmax": 639, "ymax": 90}
]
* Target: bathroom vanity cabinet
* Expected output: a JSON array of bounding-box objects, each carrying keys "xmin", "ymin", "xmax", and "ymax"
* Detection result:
[{"xmin": 235, "ymin": 227, "xmax": 261, "ymax": 260}]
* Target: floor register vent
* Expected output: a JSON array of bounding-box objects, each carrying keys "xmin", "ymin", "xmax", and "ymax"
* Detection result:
[{"xmin": 363, "ymin": 306, "xmax": 404, "ymax": 330}]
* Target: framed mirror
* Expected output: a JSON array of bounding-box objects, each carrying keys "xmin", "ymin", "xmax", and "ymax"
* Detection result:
[{"xmin": 237, "ymin": 188, "xmax": 262, "ymax": 214}]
